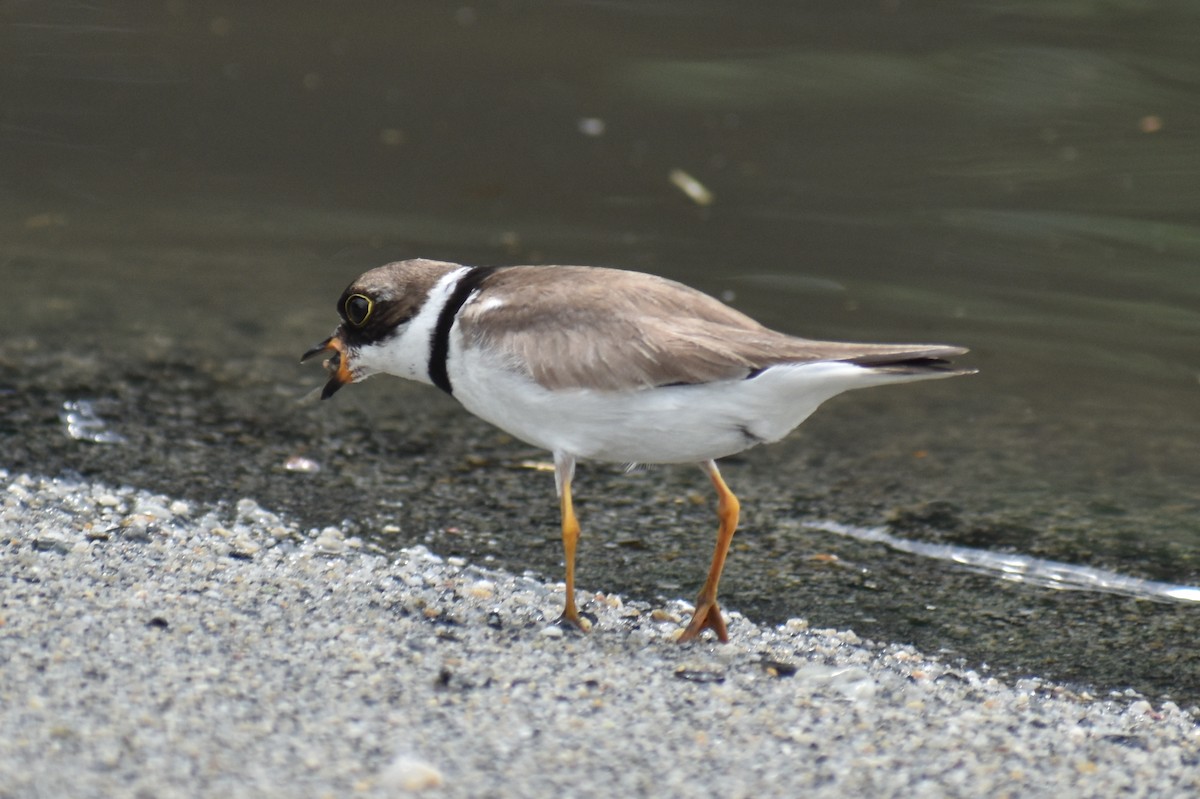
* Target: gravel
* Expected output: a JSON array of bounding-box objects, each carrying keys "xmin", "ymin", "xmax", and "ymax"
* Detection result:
[{"xmin": 3, "ymin": 470, "xmax": 1199, "ymax": 798}]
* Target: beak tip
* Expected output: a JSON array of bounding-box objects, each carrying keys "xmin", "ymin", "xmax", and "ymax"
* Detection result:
[
  {"xmin": 301, "ymin": 344, "xmax": 328, "ymax": 363},
  {"xmin": 303, "ymin": 333, "xmax": 351, "ymax": 399}
]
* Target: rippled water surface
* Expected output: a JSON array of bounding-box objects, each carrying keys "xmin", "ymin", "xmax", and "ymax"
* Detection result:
[{"xmin": 3, "ymin": 1, "xmax": 1198, "ymax": 698}]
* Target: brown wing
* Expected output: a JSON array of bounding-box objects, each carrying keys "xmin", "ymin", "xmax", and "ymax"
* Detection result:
[{"xmin": 457, "ymin": 265, "xmax": 966, "ymax": 391}]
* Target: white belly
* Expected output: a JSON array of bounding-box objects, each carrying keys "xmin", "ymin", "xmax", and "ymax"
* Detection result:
[{"xmin": 448, "ymin": 343, "xmax": 901, "ymax": 464}]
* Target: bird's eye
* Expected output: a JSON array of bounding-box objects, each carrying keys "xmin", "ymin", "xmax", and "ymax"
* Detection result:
[{"xmin": 344, "ymin": 294, "xmax": 373, "ymax": 326}]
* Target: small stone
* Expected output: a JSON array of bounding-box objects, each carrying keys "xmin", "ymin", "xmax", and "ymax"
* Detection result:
[
  {"xmin": 229, "ymin": 535, "xmax": 261, "ymax": 560},
  {"xmin": 674, "ymin": 665, "xmax": 726, "ymax": 684},
  {"xmin": 759, "ymin": 659, "xmax": 798, "ymax": 678},
  {"xmin": 1128, "ymin": 700, "xmax": 1154, "ymax": 716},
  {"xmin": 117, "ymin": 522, "xmax": 152, "ymax": 543},
  {"xmin": 378, "ymin": 754, "xmax": 444, "ymax": 791},
  {"xmin": 7, "ymin": 483, "xmax": 31, "ymax": 501},
  {"xmin": 32, "ymin": 535, "xmax": 71, "ymax": 555},
  {"xmin": 467, "ymin": 580, "xmax": 495, "ymax": 599},
  {"xmin": 133, "ymin": 500, "xmax": 173, "ymax": 520},
  {"xmin": 282, "ymin": 455, "xmax": 321, "ymax": 473},
  {"xmin": 314, "ymin": 527, "xmax": 346, "ymax": 555},
  {"xmin": 796, "ymin": 664, "xmax": 877, "ymax": 700}
]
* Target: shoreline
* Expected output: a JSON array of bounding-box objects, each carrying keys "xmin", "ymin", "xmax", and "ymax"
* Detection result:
[{"xmin": 3, "ymin": 470, "xmax": 1198, "ymax": 797}]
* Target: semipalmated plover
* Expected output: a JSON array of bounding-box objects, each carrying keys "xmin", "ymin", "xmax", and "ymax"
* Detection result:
[{"xmin": 303, "ymin": 258, "xmax": 973, "ymax": 642}]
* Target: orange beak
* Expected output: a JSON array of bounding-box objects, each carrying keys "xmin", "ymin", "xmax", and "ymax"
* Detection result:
[{"xmin": 301, "ymin": 334, "xmax": 354, "ymax": 399}]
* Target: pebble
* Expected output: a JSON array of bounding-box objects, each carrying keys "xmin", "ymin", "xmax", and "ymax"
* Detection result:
[
  {"xmin": 378, "ymin": 755, "xmax": 444, "ymax": 791},
  {"xmin": 467, "ymin": 580, "xmax": 495, "ymax": 599},
  {"xmin": 228, "ymin": 534, "xmax": 261, "ymax": 559},
  {"xmin": 30, "ymin": 530, "xmax": 70, "ymax": 550},
  {"xmin": 282, "ymin": 455, "xmax": 321, "ymax": 473},
  {"xmin": 3, "ymin": 471, "xmax": 1199, "ymax": 799},
  {"xmin": 313, "ymin": 526, "xmax": 347, "ymax": 555}
]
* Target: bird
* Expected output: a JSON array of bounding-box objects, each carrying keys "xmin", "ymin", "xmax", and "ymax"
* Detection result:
[{"xmin": 303, "ymin": 258, "xmax": 973, "ymax": 643}]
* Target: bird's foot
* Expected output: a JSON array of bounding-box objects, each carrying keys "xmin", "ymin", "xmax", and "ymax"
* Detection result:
[
  {"xmin": 552, "ymin": 606, "xmax": 594, "ymax": 635},
  {"xmin": 678, "ymin": 598, "xmax": 729, "ymax": 643}
]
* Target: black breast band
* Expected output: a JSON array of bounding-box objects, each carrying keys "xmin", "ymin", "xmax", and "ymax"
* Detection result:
[{"xmin": 428, "ymin": 266, "xmax": 499, "ymax": 395}]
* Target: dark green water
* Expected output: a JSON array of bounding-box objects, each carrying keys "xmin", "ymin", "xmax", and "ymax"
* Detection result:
[{"xmin": 3, "ymin": 1, "xmax": 1199, "ymax": 700}]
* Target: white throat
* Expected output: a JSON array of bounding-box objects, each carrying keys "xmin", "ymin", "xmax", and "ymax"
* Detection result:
[{"xmin": 354, "ymin": 266, "xmax": 471, "ymax": 385}]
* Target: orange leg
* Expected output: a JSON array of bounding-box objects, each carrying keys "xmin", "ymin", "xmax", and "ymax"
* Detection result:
[
  {"xmin": 678, "ymin": 460, "xmax": 740, "ymax": 643},
  {"xmin": 554, "ymin": 453, "xmax": 590, "ymax": 632}
]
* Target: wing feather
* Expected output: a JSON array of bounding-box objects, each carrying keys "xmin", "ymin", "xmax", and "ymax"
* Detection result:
[{"xmin": 457, "ymin": 266, "xmax": 966, "ymax": 391}]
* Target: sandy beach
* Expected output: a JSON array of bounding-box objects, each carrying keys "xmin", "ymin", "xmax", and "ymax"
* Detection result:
[{"xmin": 3, "ymin": 470, "xmax": 1197, "ymax": 798}]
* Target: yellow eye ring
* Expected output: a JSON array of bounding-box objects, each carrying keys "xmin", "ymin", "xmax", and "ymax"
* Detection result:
[{"xmin": 344, "ymin": 294, "xmax": 373, "ymax": 327}]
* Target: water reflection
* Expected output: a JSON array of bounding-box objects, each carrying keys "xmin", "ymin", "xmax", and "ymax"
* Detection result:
[{"xmin": 811, "ymin": 519, "xmax": 1200, "ymax": 604}]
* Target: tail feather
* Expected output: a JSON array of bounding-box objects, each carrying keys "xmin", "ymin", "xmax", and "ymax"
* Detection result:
[{"xmin": 845, "ymin": 346, "xmax": 974, "ymax": 379}]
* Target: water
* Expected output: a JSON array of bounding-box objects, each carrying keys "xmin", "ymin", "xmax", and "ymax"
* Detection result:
[
  {"xmin": 3, "ymin": 1, "xmax": 1198, "ymax": 698},
  {"xmin": 810, "ymin": 520, "xmax": 1200, "ymax": 604}
]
